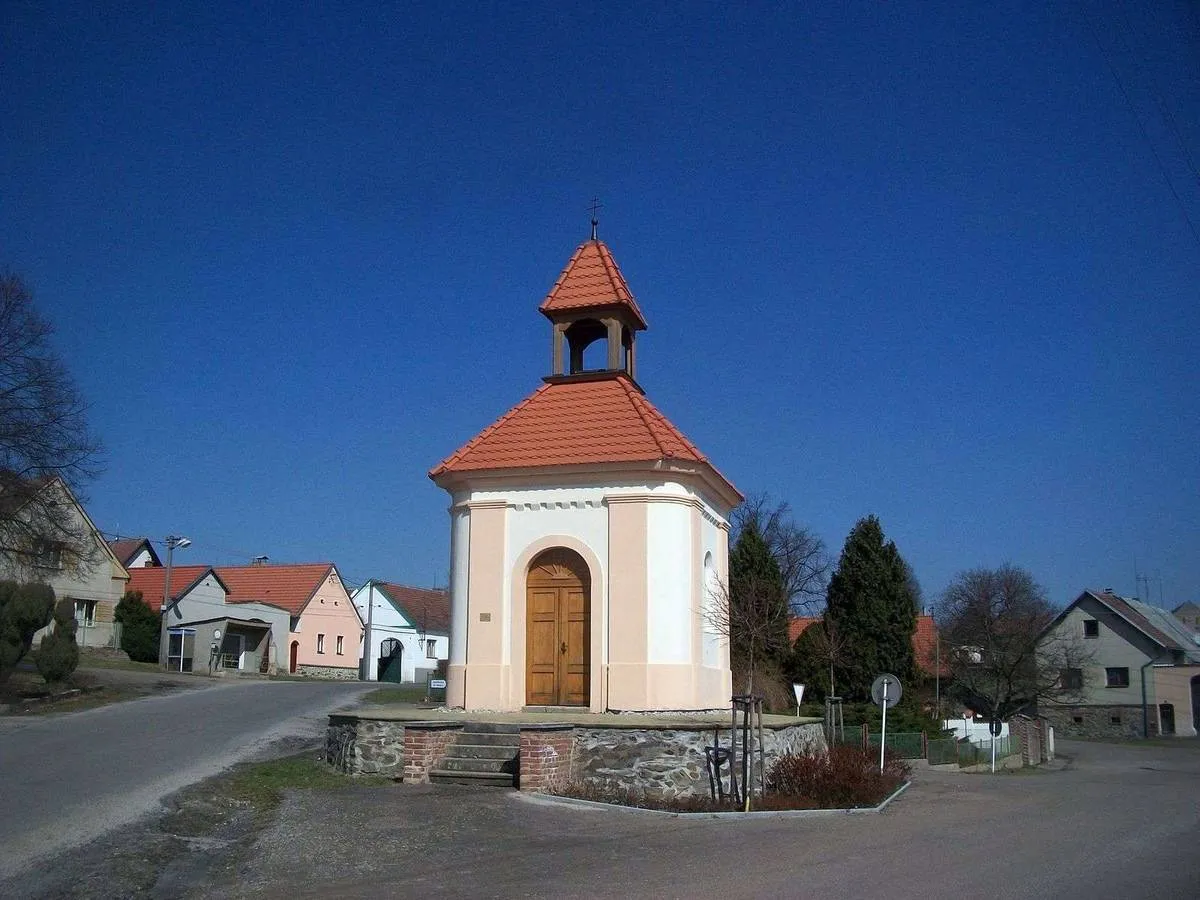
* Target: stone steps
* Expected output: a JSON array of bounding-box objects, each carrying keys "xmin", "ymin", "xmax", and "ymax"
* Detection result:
[{"xmin": 428, "ymin": 722, "xmax": 520, "ymax": 788}]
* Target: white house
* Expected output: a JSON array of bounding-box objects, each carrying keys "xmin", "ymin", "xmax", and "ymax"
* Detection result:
[{"xmin": 353, "ymin": 581, "xmax": 450, "ymax": 684}]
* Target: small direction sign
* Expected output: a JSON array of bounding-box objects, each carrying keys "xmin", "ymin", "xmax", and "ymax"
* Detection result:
[
  {"xmin": 870, "ymin": 674, "xmax": 902, "ymax": 709},
  {"xmin": 430, "ymin": 679, "xmax": 447, "ymax": 689}
]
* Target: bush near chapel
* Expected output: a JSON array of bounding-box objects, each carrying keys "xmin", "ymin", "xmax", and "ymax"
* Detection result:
[
  {"xmin": 114, "ymin": 590, "xmax": 159, "ymax": 663},
  {"xmin": 35, "ymin": 598, "xmax": 80, "ymax": 684},
  {"xmin": 765, "ymin": 745, "xmax": 909, "ymax": 809}
]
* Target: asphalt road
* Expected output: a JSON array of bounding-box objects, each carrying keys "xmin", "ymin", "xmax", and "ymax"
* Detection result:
[
  {"xmin": 0, "ymin": 677, "xmax": 371, "ymax": 879},
  {"xmin": 230, "ymin": 738, "xmax": 1200, "ymax": 900}
]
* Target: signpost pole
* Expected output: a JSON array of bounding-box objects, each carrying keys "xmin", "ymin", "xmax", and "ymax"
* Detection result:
[
  {"xmin": 879, "ymin": 679, "xmax": 888, "ymax": 773},
  {"xmin": 991, "ymin": 729, "xmax": 996, "ymax": 774}
]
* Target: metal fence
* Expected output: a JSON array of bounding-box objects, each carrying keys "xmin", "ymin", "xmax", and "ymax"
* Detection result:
[
  {"xmin": 957, "ymin": 736, "xmax": 1014, "ymax": 767},
  {"xmin": 865, "ymin": 731, "xmax": 925, "ymax": 759},
  {"xmin": 926, "ymin": 737, "xmax": 958, "ymax": 766}
]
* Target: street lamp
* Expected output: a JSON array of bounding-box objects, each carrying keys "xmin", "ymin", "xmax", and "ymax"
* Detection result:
[{"xmin": 159, "ymin": 535, "xmax": 192, "ymax": 670}]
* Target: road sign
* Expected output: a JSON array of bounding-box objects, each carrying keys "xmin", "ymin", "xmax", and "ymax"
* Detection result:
[
  {"xmin": 989, "ymin": 718, "xmax": 1003, "ymax": 736},
  {"xmin": 870, "ymin": 674, "xmax": 902, "ymax": 709},
  {"xmin": 430, "ymin": 679, "xmax": 447, "ymax": 689}
]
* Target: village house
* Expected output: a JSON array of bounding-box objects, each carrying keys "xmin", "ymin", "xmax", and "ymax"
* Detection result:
[
  {"xmin": 429, "ymin": 231, "xmax": 742, "ymax": 712},
  {"xmin": 352, "ymin": 581, "xmax": 450, "ymax": 683},
  {"xmin": 217, "ymin": 563, "xmax": 362, "ymax": 678},
  {"xmin": 0, "ymin": 477, "xmax": 129, "ymax": 649},
  {"xmin": 126, "ymin": 565, "xmax": 289, "ymax": 674},
  {"xmin": 106, "ymin": 537, "xmax": 161, "ymax": 569},
  {"xmin": 1038, "ymin": 589, "xmax": 1200, "ymax": 738}
]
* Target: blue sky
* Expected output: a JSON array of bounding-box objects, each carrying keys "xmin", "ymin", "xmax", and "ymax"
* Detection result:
[{"xmin": 2, "ymin": 2, "xmax": 1197, "ymax": 608}]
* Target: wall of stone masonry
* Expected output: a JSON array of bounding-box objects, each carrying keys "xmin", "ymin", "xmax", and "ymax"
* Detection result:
[
  {"xmin": 326, "ymin": 715, "xmax": 409, "ymax": 776},
  {"xmin": 570, "ymin": 722, "xmax": 826, "ymax": 800},
  {"xmin": 1041, "ymin": 704, "xmax": 1152, "ymax": 740},
  {"xmin": 298, "ymin": 663, "xmax": 360, "ymax": 680}
]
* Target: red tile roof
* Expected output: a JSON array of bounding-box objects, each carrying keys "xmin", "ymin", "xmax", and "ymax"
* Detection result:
[
  {"xmin": 217, "ymin": 563, "xmax": 339, "ymax": 616},
  {"xmin": 789, "ymin": 616, "xmax": 819, "ymax": 643},
  {"xmin": 378, "ymin": 583, "xmax": 451, "ymax": 635},
  {"xmin": 430, "ymin": 373, "xmax": 728, "ymax": 482},
  {"xmin": 127, "ymin": 566, "xmax": 219, "ymax": 612},
  {"xmin": 539, "ymin": 239, "xmax": 648, "ymax": 329},
  {"xmin": 788, "ymin": 614, "xmax": 947, "ymax": 676}
]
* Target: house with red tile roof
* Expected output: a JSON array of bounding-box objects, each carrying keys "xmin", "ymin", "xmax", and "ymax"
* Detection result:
[
  {"xmin": 352, "ymin": 581, "xmax": 450, "ymax": 683},
  {"xmin": 430, "ymin": 230, "xmax": 743, "ymax": 713},
  {"xmin": 1038, "ymin": 589, "xmax": 1200, "ymax": 739},
  {"xmin": 106, "ymin": 537, "xmax": 161, "ymax": 569},
  {"xmin": 216, "ymin": 563, "xmax": 362, "ymax": 678},
  {"xmin": 126, "ymin": 565, "xmax": 290, "ymax": 675}
]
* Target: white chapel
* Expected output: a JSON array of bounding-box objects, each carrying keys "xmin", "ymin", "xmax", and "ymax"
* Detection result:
[{"xmin": 430, "ymin": 232, "xmax": 742, "ymax": 712}]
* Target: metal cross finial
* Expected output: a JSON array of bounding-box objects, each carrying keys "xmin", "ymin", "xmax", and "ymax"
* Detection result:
[{"xmin": 588, "ymin": 198, "xmax": 602, "ymax": 240}]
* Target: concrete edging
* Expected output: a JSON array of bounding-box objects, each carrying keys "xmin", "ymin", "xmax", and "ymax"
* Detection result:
[{"xmin": 513, "ymin": 780, "xmax": 911, "ymax": 819}]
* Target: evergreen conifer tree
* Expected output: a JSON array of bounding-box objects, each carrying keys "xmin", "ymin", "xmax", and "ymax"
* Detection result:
[
  {"xmin": 824, "ymin": 515, "xmax": 918, "ymax": 700},
  {"xmin": 726, "ymin": 522, "xmax": 789, "ymax": 693},
  {"xmin": 114, "ymin": 590, "xmax": 160, "ymax": 663},
  {"xmin": 35, "ymin": 597, "xmax": 79, "ymax": 684}
]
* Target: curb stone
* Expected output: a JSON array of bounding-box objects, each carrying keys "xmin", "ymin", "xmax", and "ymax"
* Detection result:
[{"xmin": 512, "ymin": 780, "xmax": 911, "ymax": 819}]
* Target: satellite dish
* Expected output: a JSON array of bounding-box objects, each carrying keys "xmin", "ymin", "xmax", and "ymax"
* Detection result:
[{"xmin": 870, "ymin": 674, "xmax": 903, "ymax": 709}]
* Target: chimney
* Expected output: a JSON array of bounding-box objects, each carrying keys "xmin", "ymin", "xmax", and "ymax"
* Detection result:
[{"xmin": 251, "ymin": 555, "xmax": 270, "ymax": 567}]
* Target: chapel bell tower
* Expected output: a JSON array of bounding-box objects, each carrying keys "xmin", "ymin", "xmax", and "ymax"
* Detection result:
[{"xmin": 541, "ymin": 235, "xmax": 648, "ymax": 380}]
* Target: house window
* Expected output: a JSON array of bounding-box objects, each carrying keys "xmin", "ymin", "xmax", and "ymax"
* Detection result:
[
  {"xmin": 426, "ymin": 639, "xmax": 437, "ymax": 658},
  {"xmin": 1060, "ymin": 668, "xmax": 1083, "ymax": 690},
  {"xmin": 317, "ymin": 634, "xmax": 325, "ymax": 654},
  {"xmin": 1105, "ymin": 667, "xmax": 1130, "ymax": 688},
  {"xmin": 1109, "ymin": 715, "xmax": 1121, "ymax": 725},
  {"xmin": 1083, "ymin": 620, "xmax": 1099, "ymax": 638},
  {"xmin": 74, "ymin": 600, "xmax": 97, "ymax": 627},
  {"xmin": 1072, "ymin": 715, "xmax": 1083, "ymax": 724},
  {"xmin": 34, "ymin": 541, "xmax": 63, "ymax": 569},
  {"xmin": 336, "ymin": 636, "xmax": 344, "ymax": 655}
]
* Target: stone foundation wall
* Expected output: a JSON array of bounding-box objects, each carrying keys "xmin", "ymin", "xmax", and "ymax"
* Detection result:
[
  {"xmin": 326, "ymin": 715, "xmax": 408, "ymax": 776},
  {"xmin": 571, "ymin": 723, "xmax": 826, "ymax": 800},
  {"xmin": 298, "ymin": 664, "xmax": 360, "ymax": 681},
  {"xmin": 1041, "ymin": 704, "xmax": 1152, "ymax": 740},
  {"xmin": 519, "ymin": 727, "xmax": 575, "ymax": 793},
  {"xmin": 403, "ymin": 725, "xmax": 462, "ymax": 783}
]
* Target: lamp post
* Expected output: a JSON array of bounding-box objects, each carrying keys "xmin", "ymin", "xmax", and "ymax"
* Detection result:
[{"xmin": 158, "ymin": 535, "xmax": 192, "ymax": 669}]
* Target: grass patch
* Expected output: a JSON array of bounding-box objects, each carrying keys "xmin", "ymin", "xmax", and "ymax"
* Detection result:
[
  {"xmin": 76, "ymin": 655, "xmax": 163, "ymax": 673},
  {"xmin": 362, "ymin": 684, "xmax": 428, "ymax": 705},
  {"xmin": 225, "ymin": 752, "xmax": 390, "ymax": 813}
]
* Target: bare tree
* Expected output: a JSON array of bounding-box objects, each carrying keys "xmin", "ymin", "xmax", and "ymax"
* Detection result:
[
  {"xmin": 0, "ymin": 274, "xmax": 101, "ymax": 576},
  {"xmin": 704, "ymin": 568, "xmax": 790, "ymax": 696},
  {"xmin": 938, "ymin": 565, "xmax": 1092, "ymax": 720},
  {"xmin": 733, "ymin": 493, "xmax": 830, "ymax": 615}
]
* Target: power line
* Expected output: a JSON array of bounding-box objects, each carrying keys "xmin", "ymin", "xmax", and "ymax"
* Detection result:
[{"xmin": 1084, "ymin": 5, "xmax": 1200, "ymax": 251}]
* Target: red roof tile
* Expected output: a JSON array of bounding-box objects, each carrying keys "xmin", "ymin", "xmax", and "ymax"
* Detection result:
[
  {"xmin": 217, "ymin": 564, "xmax": 339, "ymax": 616},
  {"xmin": 789, "ymin": 616, "xmax": 819, "ymax": 643},
  {"xmin": 378, "ymin": 583, "xmax": 451, "ymax": 634},
  {"xmin": 539, "ymin": 239, "xmax": 648, "ymax": 329},
  {"xmin": 127, "ymin": 566, "xmax": 218, "ymax": 612},
  {"xmin": 430, "ymin": 373, "xmax": 727, "ymax": 481}
]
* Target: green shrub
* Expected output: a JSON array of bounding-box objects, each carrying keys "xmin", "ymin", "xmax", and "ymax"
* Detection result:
[
  {"xmin": 114, "ymin": 590, "xmax": 159, "ymax": 663},
  {"xmin": 35, "ymin": 598, "xmax": 79, "ymax": 684},
  {"xmin": 0, "ymin": 581, "xmax": 56, "ymax": 684}
]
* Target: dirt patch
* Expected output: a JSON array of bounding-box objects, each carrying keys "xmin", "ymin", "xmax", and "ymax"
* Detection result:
[{"xmin": 1, "ymin": 738, "xmax": 387, "ymax": 899}]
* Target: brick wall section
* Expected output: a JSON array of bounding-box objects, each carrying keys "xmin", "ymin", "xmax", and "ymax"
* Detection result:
[
  {"xmin": 519, "ymin": 727, "xmax": 575, "ymax": 793},
  {"xmin": 1012, "ymin": 716, "xmax": 1042, "ymax": 766},
  {"xmin": 402, "ymin": 725, "xmax": 462, "ymax": 783}
]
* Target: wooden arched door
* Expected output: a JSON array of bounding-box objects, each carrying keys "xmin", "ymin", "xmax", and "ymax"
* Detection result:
[{"xmin": 526, "ymin": 549, "xmax": 590, "ymax": 707}]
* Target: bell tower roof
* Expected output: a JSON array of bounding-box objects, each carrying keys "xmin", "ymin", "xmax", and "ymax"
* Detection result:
[{"xmin": 539, "ymin": 239, "xmax": 648, "ymax": 331}]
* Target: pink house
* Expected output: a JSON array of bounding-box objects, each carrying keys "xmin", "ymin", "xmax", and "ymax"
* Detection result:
[{"xmin": 217, "ymin": 563, "xmax": 363, "ymax": 679}]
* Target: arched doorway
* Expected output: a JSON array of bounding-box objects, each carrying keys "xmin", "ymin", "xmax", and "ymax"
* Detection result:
[
  {"xmin": 526, "ymin": 548, "xmax": 590, "ymax": 707},
  {"xmin": 1191, "ymin": 675, "xmax": 1200, "ymax": 733},
  {"xmin": 289, "ymin": 641, "xmax": 299, "ymax": 674},
  {"xmin": 378, "ymin": 638, "xmax": 404, "ymax": 683}
]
